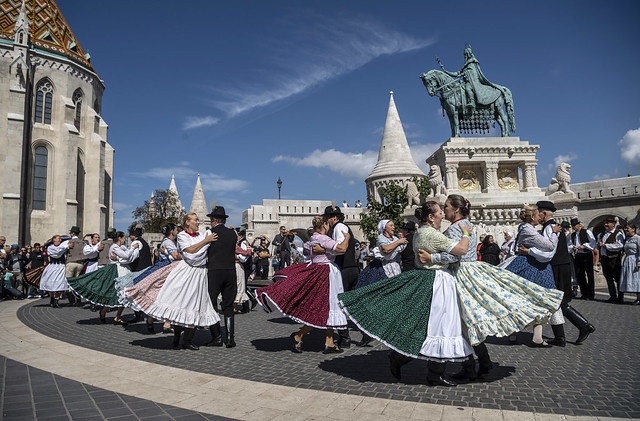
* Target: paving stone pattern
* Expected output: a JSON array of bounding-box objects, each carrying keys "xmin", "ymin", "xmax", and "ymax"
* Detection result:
[{"xmin": 13, "ymin": 292, "xmax": 640, "ymax": 418}]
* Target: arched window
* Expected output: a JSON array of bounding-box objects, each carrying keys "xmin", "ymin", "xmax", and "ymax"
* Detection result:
[
  {"xmin": 33, "ymin": 146, "xmax": 48, "ymax": 210},
  {"xmin": 35, "ymin": 79, "xmax": 53, "ymax": 124},
  {"xmin": 73, "ymin": 89, "xmax": 83, "ymax": 131}
]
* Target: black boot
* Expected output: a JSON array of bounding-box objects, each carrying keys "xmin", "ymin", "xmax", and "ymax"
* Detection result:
[
  {"xmin": 337, "ymin": 329, "xmax": 351, "ymax": 349},
  {"xmin": 172, "ymin": 325, "xmax": 183, "ymax": 349},
  {"xmin": 225, "ymin": 316, "xmax": 236, "ymax": 348},
  {"xmin": 473, "ymin": 342, "xmax": 493, "ymax": 377},
  {"xmin": 549, "ymin": 324, "xmax": 566, "ymax": 347},
  {"xmin": 181, "ymin": 327, "xmax": 199, "ymax": 350},
  {"xmin": 388, "ymin": 350, "xmax": 413, "ymax": 381},
  {"xmin": 450, "ymin": 355, "xmax": 477, "ymax": 382},
  {"xmin": 426, "ymin": 361, "xmax": 456, "ymax": 387},
  {"xmin": 563, "ymin": 305, "xmax": 595, "ymax": 344},
  {"xmin": 204, "ymin": 322, "xmax": 223, "ymax": 346},
  {"xmin": 355, "ymin": 332, "xmax": 374, "ymax": 347}
]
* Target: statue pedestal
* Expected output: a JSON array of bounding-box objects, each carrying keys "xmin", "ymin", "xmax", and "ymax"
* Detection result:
[{"xmin": 426, "ymin": 136, "xmax": 577, "ymax": 237}]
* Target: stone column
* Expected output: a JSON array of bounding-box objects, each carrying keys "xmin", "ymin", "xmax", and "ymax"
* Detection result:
[
  {"xmin": 484, "ymin": 160, "xmax": 499, "ymax": 192},
  {"xmin": 445, "ymin": 163, "xmax": 458, "ymax": 190},
  {"xmin": 523, "ymin": 161, "xmax": 539, "ymax": 189}
]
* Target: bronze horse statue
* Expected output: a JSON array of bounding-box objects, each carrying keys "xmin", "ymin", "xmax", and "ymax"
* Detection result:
[{"xmin": 420, "ymin": 69, "xmax": 515, "ymax": 137}]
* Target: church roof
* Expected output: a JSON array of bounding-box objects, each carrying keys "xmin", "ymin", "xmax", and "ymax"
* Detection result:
[
  {"xmin": 0, "ymin": 0, "xmax": 93, "ymax": 70},
  {"xmin": 168, "ymin": 175, "xmax": 184, "ymax": 213},
  {"xmin": 366, "ymin": 91, "xmax": 425, "ymax": 180}
]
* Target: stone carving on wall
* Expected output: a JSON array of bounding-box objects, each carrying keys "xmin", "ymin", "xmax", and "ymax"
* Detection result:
[
  {"xmin": 458, "ymin": 169, "xmax": 479, "ymax": 190},
  {"xmin": 427, "ymin": 165, "xmax": 447, "ymax": 197},
  {"xmin": 547, "ymin": 162, "xmax": 573, "ymax": 194},
  {"xmin": 497, "ymin": 168, "xmax": 517, "ymax": 189}
]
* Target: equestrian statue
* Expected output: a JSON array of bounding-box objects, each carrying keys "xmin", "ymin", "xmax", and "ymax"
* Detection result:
[{"xmin": 420, "ymin": 46, "xmax": 516, "ymax": 137}]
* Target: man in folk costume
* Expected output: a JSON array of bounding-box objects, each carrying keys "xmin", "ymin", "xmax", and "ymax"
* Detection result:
[
  {"xmin": 529, "ymin": 201, "xmax": 595, "ymax": 346},
  {"xmin": 127, "ymin": 226, "xmax": 153, "ymax": 323},
  {"xmin": 316, "ymin": 205, "xmax": 359, "ymax": 348},
  {"xmin": 66, "ymin": 226, "xmax": 86, "ymax": 306},
  {"xmin": 597, "ymin": 216, "xmax": 625, "ymax": 304},
  {"xmin": 205, "ymin": 206, "xmax": 239, "ymax": 348},
  {"xmin": 570, "ymin": 219, "xmax": 597, "ymax": 300}
]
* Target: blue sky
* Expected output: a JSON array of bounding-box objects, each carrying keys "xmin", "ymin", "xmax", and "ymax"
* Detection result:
[{"xmin": 58, "ymin": 0, "xmax": 640, "ymax": 230}]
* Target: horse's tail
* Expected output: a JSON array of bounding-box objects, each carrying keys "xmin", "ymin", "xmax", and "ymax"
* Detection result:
[{"xmin": 502, "ymin": 87, "xmax": 516, "ymax": 132}]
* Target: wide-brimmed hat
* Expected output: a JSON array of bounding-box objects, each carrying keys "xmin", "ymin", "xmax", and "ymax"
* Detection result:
[
  {"xmin": 206, "ymin": 206, "xmax": 228, "ymax": 219},
  {"xmin": 536, "ymin": 200, "xmax": 556, "ymax": 213},
  {"xmin": 603, "ymin": 215, "xmax": 617, "ymax": 223},
  {"xmin": 322, "ymin": 205, "xmax": 343, "ymax": 217},
  {"xmin": 69, "ymin": 226, "xmax": 81, "ymax": 234},
  {"xmin": 401, "ymin": 221, "xmax": 417, "ymax": 231},
  {"xmin": 570, "ymin": 218, "xmax": 581, "ymax": 227}
]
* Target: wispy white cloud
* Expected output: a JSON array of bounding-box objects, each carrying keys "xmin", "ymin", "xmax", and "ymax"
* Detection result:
[
  {"xmin": 207, "ymin": 14, "xmax": 435, "ymax": 119},
  {"xmin": 128, "ymin": 163, "xmax": 250, "ymax": 193},
  {"xmin": 273, "ymin": 143, "xmax": 439, "ymax": 180},
  {"xmin": 183, "ymin": 116, "xmax": 220, "ymax": 130},
  {"xmin": 619, "ymin": 128, "xmax": 640, "ymax": 167},
  {"xmin": 547, "ymin": 153, "xmax": 578, "ymax": 172}
]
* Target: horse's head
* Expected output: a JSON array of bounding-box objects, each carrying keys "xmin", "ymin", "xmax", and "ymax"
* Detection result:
[{"xmin": 420, "ymin": 70, "xmax": 442, "ymax": 97}]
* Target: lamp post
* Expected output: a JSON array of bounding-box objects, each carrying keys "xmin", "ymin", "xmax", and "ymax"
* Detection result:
[{"xmin": 277, "ymin": 177, "xmax": 282, "ymax": 200}]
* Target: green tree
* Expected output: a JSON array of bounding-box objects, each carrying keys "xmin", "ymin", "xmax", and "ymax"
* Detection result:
[
  {"xmin": 131, "ymin": 189, "xmax": 185, "ymax": 233},
  {"xmin": 410, "ymin": 175, "xmax": 431, "ymax": 200},
  {"xmin": 360, "ymin": 181, "xmax": 409, "ymax": 244}
]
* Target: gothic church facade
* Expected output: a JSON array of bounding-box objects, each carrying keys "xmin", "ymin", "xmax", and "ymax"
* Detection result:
[{"xmin": 0, "ymin": 0, "xmax": 114, "ymax": 243}]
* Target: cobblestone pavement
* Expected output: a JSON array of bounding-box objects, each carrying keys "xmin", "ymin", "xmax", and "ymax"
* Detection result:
[
  {"xmin": 10, "ymin": 287, "xmax": 640, "ymax": 419},
  {"xmin": 1, "ymin": 355, "xmax": 233, "ymax": 420}
]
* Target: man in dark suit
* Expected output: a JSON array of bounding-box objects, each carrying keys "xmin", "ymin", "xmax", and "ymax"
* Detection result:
[
  {"xmin": 128, "ymin": 226, "xmax": 152, "ymax": 323},
  {"xmin": 399, "ymin": 221, "xmax": 417, "ymax": 272},
  {"xmin": 205, "ymin": 206, "xmax": 238, "ymax": 348}
]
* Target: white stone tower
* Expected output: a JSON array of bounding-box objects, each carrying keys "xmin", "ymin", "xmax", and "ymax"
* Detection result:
[{"xmin": 188, "ymin": 174, "xmax": 209, "ymax": 233}]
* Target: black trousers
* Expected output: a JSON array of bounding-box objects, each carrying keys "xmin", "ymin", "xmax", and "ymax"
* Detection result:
[
  {"xmin": 208, "ymin": 269, "xmax": 237, "ymax": 317},
  {"xmin": 601, "ymin": 255, "xmax": 622, "ymax": 301},
  {"xmin": 552, "ymin": 262, "xmax": 573, "ymax": 305},
  {"xmin": 341, "ymin": 266, "xmax": 360, "ymax": 292},
  {"xmin": 574, "ymin": 252, "xmax": 595, "ymax": 299}
]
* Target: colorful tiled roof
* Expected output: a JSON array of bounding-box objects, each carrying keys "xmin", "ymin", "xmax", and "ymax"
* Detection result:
[{"xmin": 0, "ymin": 0, "xmax": 93, "ymax": 70}]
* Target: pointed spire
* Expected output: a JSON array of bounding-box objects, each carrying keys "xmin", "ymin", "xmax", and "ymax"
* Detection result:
[
  {"xmin": 148, "ymin": 191, "xmax": 157, "ymax": 217},
  {"xmin": 168, "ymin": 175, "xmax": 184, "ymax": 216},
  {"xmin": 189, "ymin": 174, "xmax": 209, "ymax": 220},
  {"xmin": 13, "ymin": 0, "xmax": 29, "ymax": 46},
  {"xmin": 367, "ymin": 91, "xmax": 424, "ymax": 180}
]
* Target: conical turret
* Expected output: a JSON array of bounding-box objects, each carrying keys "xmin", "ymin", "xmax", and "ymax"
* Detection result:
[
  {"xmin": 189, "ymin": 174, "xmax": 209, "ymax": 233},
  {"xmin": 365, "ymin": 92, "xmax": 425, "ymax": 203}
]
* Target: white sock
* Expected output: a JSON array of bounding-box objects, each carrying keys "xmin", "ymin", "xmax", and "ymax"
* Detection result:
[{"xmin": 532, "ymin": 324, "xmax": 544, "ymax": 344}]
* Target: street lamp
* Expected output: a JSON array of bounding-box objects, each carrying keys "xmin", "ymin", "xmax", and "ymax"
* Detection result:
[{"xmin": 277, "ymin": 177, "xmax": 282, "ymax": 200}]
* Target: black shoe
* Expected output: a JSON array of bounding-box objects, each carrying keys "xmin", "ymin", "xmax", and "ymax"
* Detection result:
[
  {"xmin": 605, "ymin": 297, "xmax": 616, "ymax": 303},
  {"xmin": 576, "ymin": 324, "xmax": 595, "ymax": 345},
  {"xmin": 146, "ymin": 321, "xmax": 155, "ymax": 333},
  {"xmin": 99, "ymin": 316, "xmax": 106, "ymax": 324},
  {"xmin": 388, "ymin": 351, "xmax": 407, "ymax": 380},
  {"xmin": 549, "ymin": 337, "xmax": 566, "ymax": 347},
  {"xmin": 226, "ymin": 336, "xmax": 236, "ymax": 348},
  {"xmin": 250, "ymin": 298, "xmax": 258, "ymax": 310},
  {"xmin": 130, "ymin": 313, "xmax": 143, "ymax": 323},
  {"xmin": 426, "ymin": 376, "xmax": 457, "ymax": 387},
  {"xmin": 355, "ymin": 336, "xmax": 374, "ymax": 347},
  {"xmin": 290, "ymin": 332, "xmax": 303, "ymax": 353},
  {"xmin": 90, "ymin": 304, "xmax": 97, "ymax": 312},
  {"xmin": 204, "ymin": 336, "xmax": 223, "ymax": 347},
  {"xmin": 182, "ymin": 343, "xmax": 199, "ymax": 350},
  {"xmin": 450, "ymin": 370, "xmax": 476, "ymax": 382},
  {"xmin": 531, "ymin": 340, "xmax": 552, "ymax": 348},
  {"xmin": 322, "ymin": 345, "xmax": 343, "ymax": 354},
  {"xmin": 477, "ymin": 362, "xmax": 494, "ymax": 378}
]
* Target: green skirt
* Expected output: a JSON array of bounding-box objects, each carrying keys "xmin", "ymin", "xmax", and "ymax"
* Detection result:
[
  {"xmin": 338, "ymin": 268, "xmax": 435, "ymax": 358},
  {"xmin": 68, "ymin": 264, "xmax": 120, "ymax": 307}
]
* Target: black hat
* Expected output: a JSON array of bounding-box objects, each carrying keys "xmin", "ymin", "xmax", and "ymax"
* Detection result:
[
  {"xmin": 536, "ymin": 200, "xmax": 556, "ymax": 213},
  {"xmin": 206, "ymin": 206, "xmax": 229, "ymax": 219},
  {"xmin": 603, "ymin": 215, "xmax": 617, "ymax": 223},
  {"xmin": 322, "ymin": 205, "xmax": 343, "ymax": 217},
  {"xmin": 235, "ymin": 227, "xmax": 246, "ymax": 235},
  {"xmin": 129, "ymin": 226, "xmax": 144, "ymax": 237},
  {"xmin": 401, "ymin": 221, "xmax": 417, "ymax": 231},
  {"xmin": 69, "ymin": 225, "xmax": 81, "ymax": 234},
  {"xmin": 570, "ymin": 218, "xmax": 580, "ymax": 227},
  {"xmin": 561, "ymin": 221, "xmax": 571, "ymax": 229}
]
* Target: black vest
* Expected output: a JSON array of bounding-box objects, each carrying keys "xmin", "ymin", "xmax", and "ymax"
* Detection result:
[
  {"xmin": 207, "ymin": 225, "xmax": 237, "ymax": 270},
  {"xmin": 400, "ymin": 233, "xmax": 416, "ymax": 271},
  {"xmin": 130, "ymin": 237, "xmax": 152, "ymax": 272},
  {"xmin": 544, "ymin": 219, "xmax": 571, "ymax": 265},
  {"xmin": 571, "ymin": 229, "xmax": 589, "ymax": 248},
  {"xmin": 329, "ymin": 223, "xmax": 358, "ymax": 270}
]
